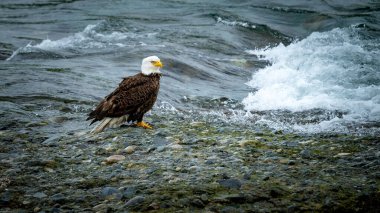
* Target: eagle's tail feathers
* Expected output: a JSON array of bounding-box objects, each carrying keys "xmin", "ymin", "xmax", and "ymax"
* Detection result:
[
  {"xmin": 90, "ymin": 118, "xmax": 111, "ymax": 134},
  {"xmin": 90, "ymin": 115, "xmax": 129, "ymax": 134}
]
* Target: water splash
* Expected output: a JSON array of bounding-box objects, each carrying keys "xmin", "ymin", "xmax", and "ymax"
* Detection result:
[
  {"xmin": 5, "ymin": 41, "xmax": 34, "ymax": 61},
  {"xmin": 243, "ymin": 25, "xmax": 380, "ymax": 133},
  {"xmin": 216, "ymin": 17, "xmax": 256, "ymax": 29}
]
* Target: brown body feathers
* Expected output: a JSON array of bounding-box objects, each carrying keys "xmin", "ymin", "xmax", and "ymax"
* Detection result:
[{"xmin": 87, "ymin": 73, "xmax": 161, "ymax": 126}]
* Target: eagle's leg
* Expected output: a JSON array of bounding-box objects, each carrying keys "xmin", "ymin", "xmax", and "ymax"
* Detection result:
[
  {"xmin": 135, "ymin": 114, "xmax": 152, "ymax": 129},
  {"xmin": 136, "ymin": 121, "xmax": 152, "ymax": 129}
]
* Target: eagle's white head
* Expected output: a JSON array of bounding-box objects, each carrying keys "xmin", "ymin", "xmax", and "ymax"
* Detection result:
[{"xmin": 141, "ymin": 55, "xmax": 163, "ymax": 75}]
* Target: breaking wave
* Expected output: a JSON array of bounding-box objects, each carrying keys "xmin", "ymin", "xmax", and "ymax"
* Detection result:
[
  {"xmin": 6, "ymin": 21, "xmax": 157, "ymax": 60},
  {"xmin": 216, "ymin": 17, "xmax": 256, "ymax": 29},
  {"xmin": 243, "ymin": 25, "xmax": 380, "ymax": 133}
]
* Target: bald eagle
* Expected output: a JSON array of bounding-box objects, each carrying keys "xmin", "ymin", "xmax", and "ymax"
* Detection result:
[{"xmin": 87, "ymin": 56, "xmax": 163, "ymax": 133}]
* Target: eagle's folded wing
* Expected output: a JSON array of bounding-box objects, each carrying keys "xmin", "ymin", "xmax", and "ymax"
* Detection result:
[{"xmin": 87, "ymin": 74, "xmax": 157, "ymax": 125}]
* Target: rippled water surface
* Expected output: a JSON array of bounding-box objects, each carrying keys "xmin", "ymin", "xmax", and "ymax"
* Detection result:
[{"xmin": 1, "ymin": 0, "xmax": 379, "ymax": 135}]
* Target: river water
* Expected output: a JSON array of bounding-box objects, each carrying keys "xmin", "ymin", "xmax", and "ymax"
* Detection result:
[{"xmin": 1, "ymin": 0, "xmax": 379, "ymax": 136}]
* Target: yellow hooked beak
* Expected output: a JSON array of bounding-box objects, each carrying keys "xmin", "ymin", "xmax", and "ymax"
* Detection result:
[{"xmin": 151, "ymin": 60, "xmax": 163, "ymax": 68}]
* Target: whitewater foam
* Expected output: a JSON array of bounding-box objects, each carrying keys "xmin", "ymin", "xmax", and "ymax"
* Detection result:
[
  {"xmin": 217, "ymin": 17, "xmax": 256, "ymax": 29},
  {"xmin": 243, "ymin": 25, "xmax": 380, "ymax": 133},
  {"xmin": 6, "ymin": 22, "xmax": 157, "ymax": 60},
  {"xmin": 33, "ymin": 24, "xmax": 157, "ymax": 50}
]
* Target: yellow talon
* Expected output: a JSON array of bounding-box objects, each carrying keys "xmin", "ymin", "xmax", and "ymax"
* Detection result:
[{"xmin": 136, "ymin": 121, "xmax": 153, "ymax": 129}]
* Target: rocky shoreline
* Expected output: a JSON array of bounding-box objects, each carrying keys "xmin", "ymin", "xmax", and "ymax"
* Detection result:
[{"xmin": 0, "ymin": 112, "xmax": 379, "ymax": 212}]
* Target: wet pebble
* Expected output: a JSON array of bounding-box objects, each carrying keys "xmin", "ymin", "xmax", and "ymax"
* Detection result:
[
  {"xmin": 105, "ymin": 155, "xmax": 125, "ymax": 164},
  {"xmin": 334, "ymin": 153, "xmax": 351, "ymax": 157},
  {"xmin": 49, "ymin": 116, "xmax": 69, "ymax": 124},
  {"xmin": 205, "ymin": 159, "xmax": 216, "ymax": 164},
  {"xmin": 375, "ymin": 151, "xmax": 380, "ymax": 158},
  {"xmin": 282, "ymin": 141, "xmax": 299, "ymax": 147},
  {"xmin": 279, "ymin": 158, "xmax": 289, "ymax": 164},
  {"xmin": 153, "ymin": 135, "xmax": 170, "ymax": 145},
  {"xmin": 270, "ymin": 186, "xmax": 286, "ymax": 197},
  {"xmin": 93, "ymin": 203, "xmax": 109, "ymax": 212},
  {"xmin": 191, "ymin": 198, "xmax": 205, "ymax": 207},
  {"xmin": 238, "ymin": 140, "xmax": 253, "ymax": 147},
  {"xmin": 26, "ymin": 121, "xmax": 49, "ymax": 127},
  {"xmin": 51, "ymin": 206, "xmax": 61, "ymax": 213},
  {"xmin": 125, "ymin": 196, "xmax": 145, "ymax": 208},
  {"xmin": 170, "ymin": 144, "xmax": 183, "ymax": 150},
  {"xmin": 50, "ymin": 193, "xmax": 65, "ymax": 203},
  {"xmin": 218, "ymin": 179, "xmax": 242, "ymax": 189},
  {"xmin": 0, "ymin": 191, "xmax": 11, "ymax": 204},
  {"xmin": 221, "ymin": 206, "xmax": 242, "ymax": 213},
  {"xmin": 42, "ymin": 136, "xmax": 61, "ymax": 147},
  {"xmin": 33, "ymin": 192, "xmax": 47, "ymax": 199},
  {"xmin": 189, "ymin": 166, "xmax": 201, "ymax": 172},
  {"xmin": 156, "ymin": 146, "xmax": 166, "ymax": 152},
  {"xmin": 300, "ymin": 149, "xmax": 312, "ymax": 159},
  {"xmin": 125, "ymin": 146, "xmax": 136, "ymax": 154},
  {"xmin": 122, "ymin": 186, "xmax": 137, "ymax": 199},
  {"xmin": 148, "ymin": 202, "xmax": 160, "ymax": 210},
  {"xmin": 190, "ymin": 121, "xmax": 206, "ymax": 127},
  {"xmin": 59, "ymin": 106, "xmax": 72, "ymax": 112},
  {"xmin": 100, "ymin": 187, "xmax": 122, "ymax": 200}
]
